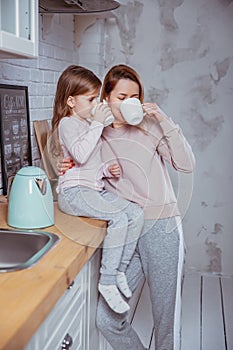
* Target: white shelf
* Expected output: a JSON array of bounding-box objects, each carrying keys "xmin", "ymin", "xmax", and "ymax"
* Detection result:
[{"xmin": 0, "ymin": 0, "xmax": 38, "ymax": 58}]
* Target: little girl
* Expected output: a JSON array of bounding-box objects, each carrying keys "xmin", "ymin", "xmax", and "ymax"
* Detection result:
[{"xmin": 51, "ymin": 65, "xmax": 144, "ymax": 314}]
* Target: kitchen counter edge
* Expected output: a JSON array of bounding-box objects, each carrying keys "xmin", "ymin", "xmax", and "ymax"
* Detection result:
[{"xmin": 0, "ymin": 202, "xmax": 106, "ymax": 350}]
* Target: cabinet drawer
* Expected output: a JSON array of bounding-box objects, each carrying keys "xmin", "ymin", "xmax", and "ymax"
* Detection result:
[
  {"xmin": 44, "ymin": 271, "xmax": 84, "ymax": 337},
  {"xmin": 44, "ymin": 302, "xmax": 85, "ymax": 350},
  {"xmin": 25, "ymin": 266, "xmax": 88, "ymax": 350}
]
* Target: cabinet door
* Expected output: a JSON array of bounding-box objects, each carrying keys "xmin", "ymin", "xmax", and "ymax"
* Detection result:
[
  {"xmin": 24, "ymin": 266, "xmax": 87, "ymax": 350},
  {"xmin": 85, "ymin": 248, "xmax": 101, "ymax": 350},
  {"xmin": 0, "ymin": 0, "xmax": 38, "ymax": 58}
]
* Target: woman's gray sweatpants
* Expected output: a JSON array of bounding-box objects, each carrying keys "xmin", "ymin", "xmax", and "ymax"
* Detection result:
[
  {"xmin": 58, "ymin": 186, "xmax": 144, "ymax": 285},
  {"xmin": 96, "ymin": 216, "xmax": 185, "ymax": 350}
]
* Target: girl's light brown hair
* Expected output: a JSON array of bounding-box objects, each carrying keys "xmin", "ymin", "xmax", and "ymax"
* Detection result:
[
  {"xmin": 100, "ymin": 64, "xmax": 144, "ymax": 102},
  {"xmin": 51, "ymin": 65, "xmax": 101, "ymax": 155}
]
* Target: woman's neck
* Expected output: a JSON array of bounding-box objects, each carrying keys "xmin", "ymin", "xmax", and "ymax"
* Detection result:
[{"xmin": 112, "ymin": 122, "xmax": 125, "ymax": 128}]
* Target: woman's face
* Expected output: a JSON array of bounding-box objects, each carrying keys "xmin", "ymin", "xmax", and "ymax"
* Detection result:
[{"xmin": 105, "ymin": 79, "xmax": 140, "ymax": 126}]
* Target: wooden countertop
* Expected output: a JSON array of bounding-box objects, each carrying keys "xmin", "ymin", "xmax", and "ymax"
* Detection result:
[{"xmin": 0, "ymin": 202, "xmax": 106, "ymax": 350}]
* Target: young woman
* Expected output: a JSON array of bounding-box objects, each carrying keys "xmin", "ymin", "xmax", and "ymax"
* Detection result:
[
  {"xmin": 58, "ymin": 64, "xmax": 195, "ymax": 350},
  {"xmin": 52, "ymin": 65, "xmax": 144, "ymax": 314}
]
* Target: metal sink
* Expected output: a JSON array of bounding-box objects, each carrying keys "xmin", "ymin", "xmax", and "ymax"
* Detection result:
[{"xmin": 0, "ymin": 228, "xmax": 60, "ymax": 272}]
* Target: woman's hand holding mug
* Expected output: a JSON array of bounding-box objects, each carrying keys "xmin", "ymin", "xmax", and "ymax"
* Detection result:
[{"xmin": 142, "ymin": 102, "xmax": 168, "ymax": 123}]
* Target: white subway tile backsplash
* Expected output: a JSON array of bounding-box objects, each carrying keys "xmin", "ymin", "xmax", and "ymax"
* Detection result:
[
  {"xmin": 30, "ymin": 69, "xmax": 44, "ymax": 83},
  {"xmin": 2, "ymin": 64, "xmax": 30, "ymax": 81}
]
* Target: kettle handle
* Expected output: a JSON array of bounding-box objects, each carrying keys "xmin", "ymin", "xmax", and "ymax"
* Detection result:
[
  {"xmin": 34, "ymin": 178, "xmax": 47, "ymax": 195},
  {"xmin": 7, "ymin": 175, "xmax": 15, "ymax": 201}
]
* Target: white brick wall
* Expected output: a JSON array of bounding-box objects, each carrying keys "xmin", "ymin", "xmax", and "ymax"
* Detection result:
[{"xmin": 0, "ymin": 14, "xmax": 104, "ymax": 195}]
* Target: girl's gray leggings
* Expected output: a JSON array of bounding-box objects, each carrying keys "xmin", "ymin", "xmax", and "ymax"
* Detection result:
[{"xmin": 58, "ymin": 186, "xmax": 144, "ymax": 284}]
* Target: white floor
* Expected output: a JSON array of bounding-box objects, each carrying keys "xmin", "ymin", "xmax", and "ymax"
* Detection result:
[{"xmin": 131, "ymin": 272, "xmax": 233, "ymax": 350}]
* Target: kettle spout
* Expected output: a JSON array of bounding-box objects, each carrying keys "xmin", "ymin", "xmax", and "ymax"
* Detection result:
[{"xmin": 35, "ymin": 178, "xmax": 47, "ymax": 195}]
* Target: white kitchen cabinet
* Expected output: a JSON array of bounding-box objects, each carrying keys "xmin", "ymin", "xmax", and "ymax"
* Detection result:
[
  {"xmin": 24, "ymin": 249, "xmax": 102, "ymax": 350},
  {"xmin": 24, "ymin": 248, "xmax": 144, "ymax": 350},
  {"xmin": 0, "ymin": 0, "xmax": 38, "ymax": 58},
  {"xmin": 85, "ymin": 247, "xmax": 102, "ymax": 349}
]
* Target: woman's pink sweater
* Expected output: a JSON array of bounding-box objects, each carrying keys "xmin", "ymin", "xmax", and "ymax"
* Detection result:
[{"xmin": 101, "ymin": 115, "xmax": 195, "ymax": 219}]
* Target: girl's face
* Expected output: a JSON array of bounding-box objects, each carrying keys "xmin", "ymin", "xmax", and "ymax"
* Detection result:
[
  {"xmin": 105, "ymin": 79, "xmax": 140, "ymax": 126},
  {"xmin": 67, "ymin": 88, "xmax": 99, "ymax": 120}
]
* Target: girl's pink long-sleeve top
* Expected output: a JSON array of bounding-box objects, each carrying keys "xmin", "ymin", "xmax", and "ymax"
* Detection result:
[{"xmin": 57, "ymin": 116, "xmax": 111, "ymax": 192}]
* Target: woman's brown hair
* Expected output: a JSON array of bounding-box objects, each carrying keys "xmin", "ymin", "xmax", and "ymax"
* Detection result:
[{"xmin": 100, "ymin": 64, "xmax": 144, "ymax": 102}]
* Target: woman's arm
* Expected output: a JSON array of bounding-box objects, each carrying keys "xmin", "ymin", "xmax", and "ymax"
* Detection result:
[
  {"xmin": 57, "ymin": 158, "xmax": 74, "ymax": 175},
  {"xmin": 143, "ymin": 102, "xmax": 195, "ymax": 173}
]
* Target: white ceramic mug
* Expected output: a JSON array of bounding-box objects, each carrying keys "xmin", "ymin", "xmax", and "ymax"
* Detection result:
[
  {"xmin": 91, "ymin": 102, "xmax": 115, "ymax": 127},
  {"xmin": 120, "ymin": 98, "xmax": 144, "ymax": 125}
]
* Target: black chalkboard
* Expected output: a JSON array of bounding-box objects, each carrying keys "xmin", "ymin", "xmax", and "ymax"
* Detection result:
[{"xmin": 0, "ymin": 84, "xmax": 32, "ymax": 195}]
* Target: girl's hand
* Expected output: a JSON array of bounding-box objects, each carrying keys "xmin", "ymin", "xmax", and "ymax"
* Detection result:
[
  {"xmin": 108, "ymin": 163, "xmax": 121, "ymax": 178},
  {"xmin": 92, "ymin": 103, "xmax": 113, "ymax": 125},
  {"xmin": 57, "ymin": 158, "xmax": 74, "ymax": 176},
  {"xmin": 143, "ymin": 102, "xmax": 168, "ymax": 123}
]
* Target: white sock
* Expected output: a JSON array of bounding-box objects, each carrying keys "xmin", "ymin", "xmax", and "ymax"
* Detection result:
[
  {"xmin": 116, "ymin": 271, "xmax": 132, "ymax": 298},
  {"xmin": 98, "ymin": 283, "xmax": 130, "ymax": 314}
]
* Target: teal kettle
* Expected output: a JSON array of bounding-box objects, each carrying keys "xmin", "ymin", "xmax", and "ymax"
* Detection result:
[{"xmin": 8, "ymin": 166, "xmax": 54, "ymax": 229}]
